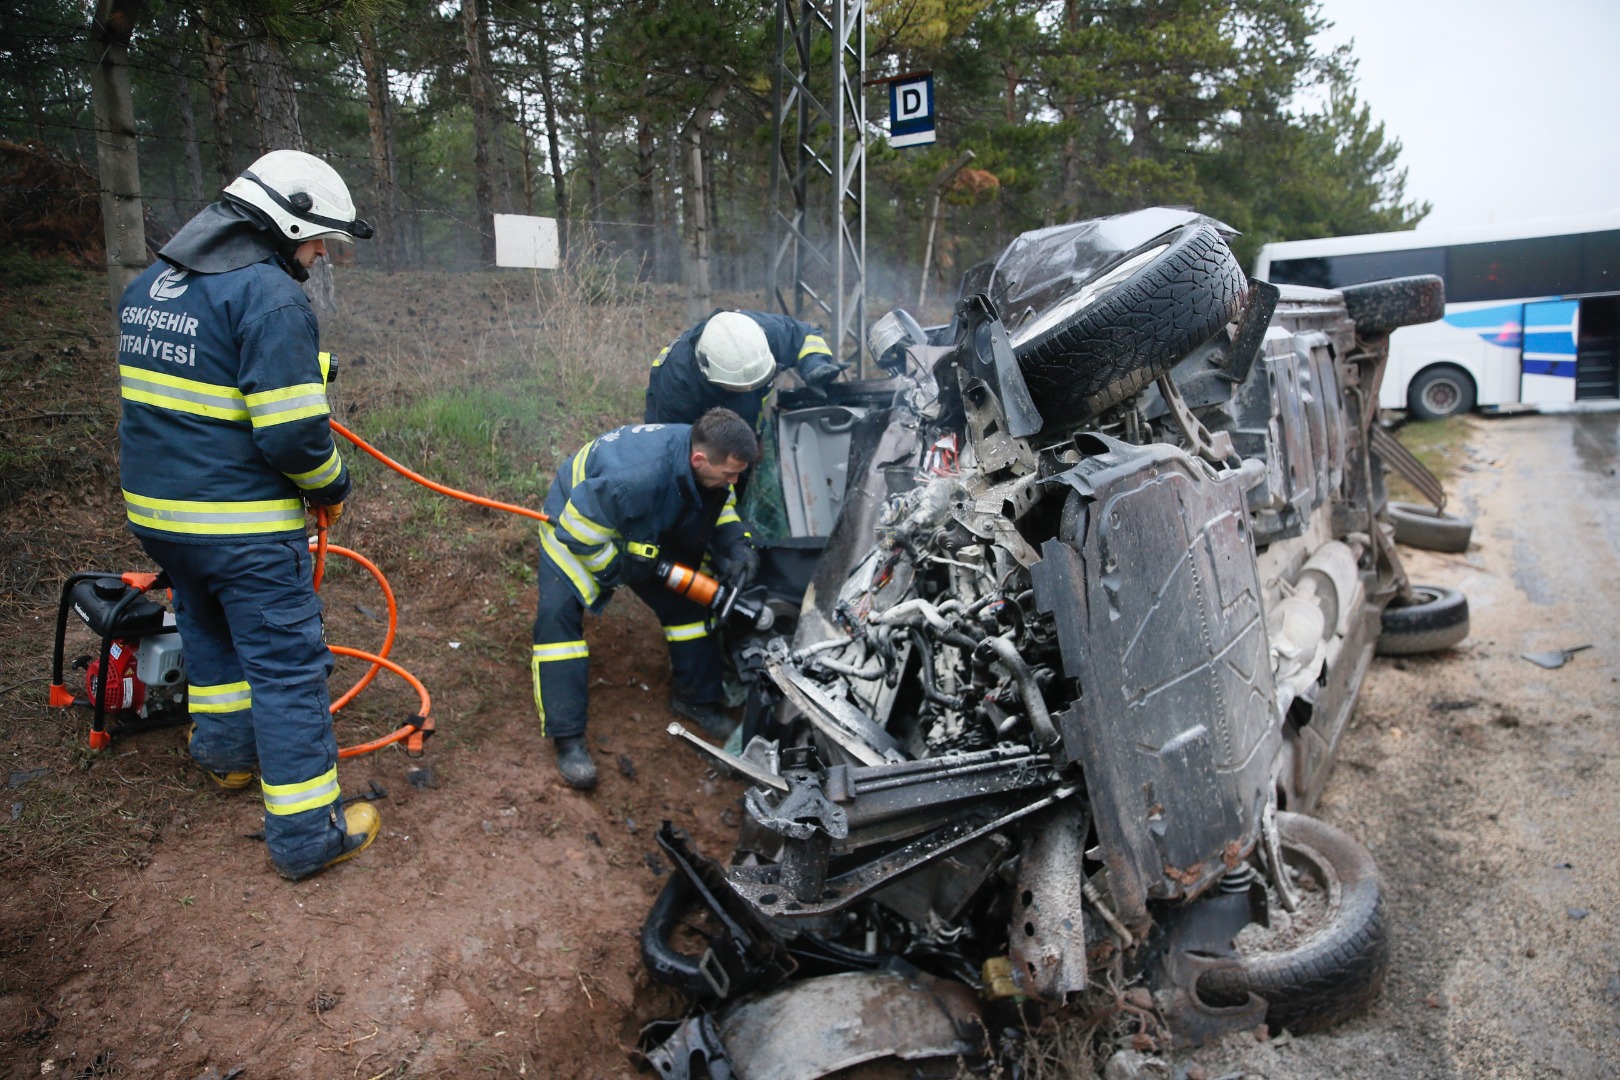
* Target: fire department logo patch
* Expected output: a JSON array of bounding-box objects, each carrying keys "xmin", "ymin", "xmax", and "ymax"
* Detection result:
[{"xmin": 149, "ymin": 267, "xmax": 190, "ymax": 302}]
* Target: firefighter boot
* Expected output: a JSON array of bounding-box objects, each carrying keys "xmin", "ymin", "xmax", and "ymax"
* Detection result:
[
  {"xmin": 552, "ymin": 735, "xmax": 598, "ymax": 791},
  {"xmin": 285, "ymin": 803, "xmax": 382, "ymax": 882},
  {"xmin": 669, "ymin": 697, "xmax": 736, "ymax": 740},
  {"xmin": 187, "ymin": 724, "xmax": 255, "ymax": 791}
]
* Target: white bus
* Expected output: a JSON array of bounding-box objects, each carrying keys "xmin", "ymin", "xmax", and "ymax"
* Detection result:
[{"xmin": 1253, "ymin": 212, "xmax": 1620, "ymax": 418}]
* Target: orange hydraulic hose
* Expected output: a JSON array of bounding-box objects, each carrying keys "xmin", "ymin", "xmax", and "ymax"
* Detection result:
[
  {"xmin": 312, "ymin": 505, "xmax": 330, "ymax": 590},
  {"xmin": 309, "ymin": 529, "xmax": 423, "ymax": 760},
  {"xmin": 331, "ymin": 645, "xmax": 432, "ymax": 759},
  {"xmin": 313, "ymin": 543, "xmax": 399, "ymax": 709},
  {"xmin": 331, "ymin": 419, "xmax": 549, "ymax": 523},
  {"xmin": 304, "ymin": 422, "xmax": 560, "ymax": 760}
]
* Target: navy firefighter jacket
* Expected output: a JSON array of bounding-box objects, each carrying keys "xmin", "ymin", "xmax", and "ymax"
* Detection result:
[
  {"xmin": 116, "ymin": 256, "xmax": 350, "ymax": 545},
  {"xmin": 643, "ymin": 310, "xmax": 833, "ymax": 433},
  {"xmin": 540, "ymin": 423, "xmax": 747, "ymax": 612}
]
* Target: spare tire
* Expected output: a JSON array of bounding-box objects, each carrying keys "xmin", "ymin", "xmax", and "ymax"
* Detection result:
[
  {"xmin": 1376, "ymin": 584, "xmax": 1470, "ymax": 655},
  {"xmin": 1010, "ymin": 223, "xmax": 1248, "ymax": 427},
  {"xmin": 1199, "ymin": 813, "xmax": 1388, "ymax": 1034},
  {"xmin": 1386, "ymin": 501, "xmax": 1473, "ymax": 553}
]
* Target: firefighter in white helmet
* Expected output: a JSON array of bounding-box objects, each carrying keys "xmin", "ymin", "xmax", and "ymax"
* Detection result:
[
  {"xmin": 644, "ymin": 310, "xmax": 844, "ymax": 436},
  {"xmin": 117, "ymin": 149, "xmax": 378, "ymax": 880}
]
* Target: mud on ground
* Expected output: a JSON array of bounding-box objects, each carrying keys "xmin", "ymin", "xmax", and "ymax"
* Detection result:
[{"xmin": 0, "ymin": 264, "xmax": 751, "ymax": 1078}]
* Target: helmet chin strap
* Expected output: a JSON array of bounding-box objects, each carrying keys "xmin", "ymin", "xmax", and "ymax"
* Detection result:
[{"xmin": 282, "ymin": 252, "xmax": 311, "ymax": 283}]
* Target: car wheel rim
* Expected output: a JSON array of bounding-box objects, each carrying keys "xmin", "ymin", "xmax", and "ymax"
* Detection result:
[{"xmin": 1232, "ymin": 839, "xmax": 1343, "ymax": 957}]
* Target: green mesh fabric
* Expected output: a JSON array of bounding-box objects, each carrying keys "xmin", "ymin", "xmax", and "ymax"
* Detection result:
[{"xmin": 742, "ymin": 411, "xmax": 791, "ymax": 544}]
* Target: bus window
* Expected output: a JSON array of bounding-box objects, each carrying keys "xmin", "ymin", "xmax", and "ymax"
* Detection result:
[
  {"xmin": 1582, "ymin": 231, "xmax": 1620, "ymax": 294},
  {"xmin": 1447, "ymin": 235, "xmax": 1584, "ymax": 303},
  {"xmin": 1269, "ymin": 247, "xmax": 1444, "ymax": 289}
]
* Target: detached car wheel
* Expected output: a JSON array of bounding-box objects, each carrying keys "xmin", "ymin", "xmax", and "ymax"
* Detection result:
[
  {"xmin": 1339, "ymin": 275, "xmax": 1446, "ymax": 334},
  {"xmin": 1376, "ymin": 584, "xmax": 1470, "ymax": 655},
  {"xmin": 1386, "ymin": 501, "xmax": 1473, "ymax": 553},
  {"xmin": 1010, "ymin": 223, "xmax": 1248, "ymax": 427},
  {"xmin": 1407, "ymin": 365, "xmax": 1476, "ymax": 421},
  {"xmin": 1199, "ymin": 813, "xmax": 1389, "ymax": 1034}
]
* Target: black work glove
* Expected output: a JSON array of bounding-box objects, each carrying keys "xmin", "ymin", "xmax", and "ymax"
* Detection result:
[
  {"xmin": 800, "ymin": 360, "xmax": 848, "ymax": 398},
  {"xmin": 716, "ymin": 542, "xmax": 760, "ymax": 590}
]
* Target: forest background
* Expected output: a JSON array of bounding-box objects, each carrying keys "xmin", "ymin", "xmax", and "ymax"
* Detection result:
[{"xmin": 3, "ymin": 0, "xmax": 1428, "ymax": 314}]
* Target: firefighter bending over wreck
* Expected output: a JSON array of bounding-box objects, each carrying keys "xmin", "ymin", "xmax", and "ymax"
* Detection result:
[
  {"xmin": 643, "ymin": 309, "xmax": 844, "ymax": 434},
  {"xmin": 532, "ymin": 409, "xmax": 761, "ymax": 789},
  {"xmin": 116, "ymin": 149, "xmax": 378, "ymax": 880}
]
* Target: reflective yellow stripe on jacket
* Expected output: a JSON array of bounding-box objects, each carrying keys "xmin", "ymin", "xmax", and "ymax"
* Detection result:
[
  {"xmin": 261, "ymin": 766, "xmax": 340, "ymax": 816},
  {"xmin": 539, "ymin": 521, "xmax": 601, "ymax": 606},
  {"xmin": 121, "ymin": 365, "xmax": 331, "ymax": 429},
  {"xmin": 123, "ymin": 490, "xmax": 305, "ymax": 536},
  {"xmin": 287, "ymin": 447, "xmax": 343, "ymax": 491},
  {"xmin": 119, "ymin": 365, "xmax": 249, "ymax": 422},
  {"xmin": 244, "ymin": 383, "xmax": 329, "ymax": 428},
  {"xmin": 799, "ymin": 334, "xmax": 832, "ymax": 360}
]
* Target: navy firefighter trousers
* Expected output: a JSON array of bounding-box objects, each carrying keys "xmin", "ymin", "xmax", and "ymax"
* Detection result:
[
  {"xmin": 140, "ymin": 535, "xmax": 347, "ymax": 879},
  {"xmin": 529, "ymin": 555, "xmax": 723, "ymax": 740}
]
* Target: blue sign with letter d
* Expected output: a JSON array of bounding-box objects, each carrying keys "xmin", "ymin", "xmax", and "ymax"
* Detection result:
[{"xmin": 890, "ymin": 75, "xmax": 936, "ymax": 148}]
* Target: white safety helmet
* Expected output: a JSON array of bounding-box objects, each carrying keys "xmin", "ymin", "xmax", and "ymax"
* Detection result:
[
  {"xmin": 695, "ymin": 312, "xmax": 776, "ymax": 391},
  {"xmin": 224, "ymin": 149, "xmax": 373, "ymax": 245}
]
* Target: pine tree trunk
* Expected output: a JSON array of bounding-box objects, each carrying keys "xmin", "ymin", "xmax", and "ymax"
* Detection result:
[
  {"xmin": 88, "ymin": 0, "xmax": 145, "ymax": 314},
  {"xmin": 248, "ymin": 32, "xmax": 338, "ymax": 309},
  {"xmin": 636, "ymin": 110, "xmax": 657, "ymax": 279},
  {"xmin": 177, "ymin": 64, "xmax": 207, "ymax": 211},
  {"xmin": 518, "ymin": 94, "xmax": 535, "ymax": 215},
  {"xmin": 358, "ymin": 22, "xmax": 397, "ymax": 272},
  {"xmin": 249, "ymin": 38, "xmax": 302, "ymax": 154},
  {"xmin": 535, "ymin": 32, "xmax": 569, "ymax": 260},
  {"xmin": 1059, "ymin": 0, "xmax": 1082, "ymax": 222},
  {"xmin": 461, "ymin": 0, "xmax": 497, "ymax": 267},
  {"xmin": 681, "ymin": 76, "xmax": 732, "ymax": 317},
  {"xmin": 580, "ymin": 3, "xmax": 603, "ymax": 227},
  {"xmin": 200, "ymin": 15, "xmax": 234, "ymax": 187}
]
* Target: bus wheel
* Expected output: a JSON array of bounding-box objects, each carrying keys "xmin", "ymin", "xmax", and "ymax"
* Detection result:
[
  {"xmin": 1010, "ymin": 222, "xmax": 1248, "ymax": 429},
  {"xmin": 1407, "ymin": 365, "xmax": 1476, "ymax": 421}
]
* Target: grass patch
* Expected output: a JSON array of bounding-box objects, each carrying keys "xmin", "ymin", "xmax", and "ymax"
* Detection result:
[
  {"xmin": 1387, "ymin": 415, "xmax": 1472, "ymax": 502},
  {"xmin": 355, "ymin": 381, "xmax": 558, "ymax": 511}
]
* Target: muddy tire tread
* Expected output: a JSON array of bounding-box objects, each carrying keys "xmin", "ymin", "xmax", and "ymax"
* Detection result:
[
  {"xmin": 1200, "ymin": 813, "xmax": 1389, "ymax": 1034},
  {"xmin": 1014, "ymin": 224, "xmax": 1248, "ymax": 426},
  {"xmin": 1377, "ymin": 584, "xmax": 1470, "ymax": 655},
  {"xmin": 1386, "ymin": 501, "xmax": 1473, "ymax": 554},
  {"xmin": 1339, "ymin": 275, "xmax": 1445, "ymax": 334}
]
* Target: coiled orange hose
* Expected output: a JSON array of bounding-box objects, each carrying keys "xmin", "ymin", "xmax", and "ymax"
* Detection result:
[{"xmin": 308, "ymin": 422, "xmax": 553, "ymax": 760}]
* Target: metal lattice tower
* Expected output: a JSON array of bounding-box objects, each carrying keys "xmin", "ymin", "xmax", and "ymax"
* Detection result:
[{"xmin": 767, "ymin": 0, "xmax": 867, "ymax": 373}]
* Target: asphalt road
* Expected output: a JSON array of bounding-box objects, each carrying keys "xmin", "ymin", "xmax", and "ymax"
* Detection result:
[{"xmin": 1181, "ymin": 412, "xmax": 1620, "ymax": 1079}]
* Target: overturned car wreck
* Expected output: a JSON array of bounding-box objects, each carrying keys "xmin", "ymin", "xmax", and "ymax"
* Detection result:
[{"xmin": 642, "ymin": 208, "xmax": 1468, "ymax": 1077}]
